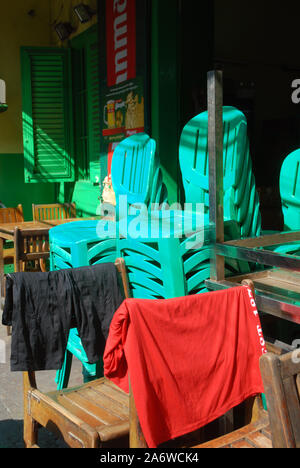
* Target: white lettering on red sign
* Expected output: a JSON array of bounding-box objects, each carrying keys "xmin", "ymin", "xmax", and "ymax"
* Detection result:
[
  {"xmin": 106, "ymin": 0, "xmax": 136, "ymax": 87},
  {"xmin": 246, "ymin": 287, "xmax": 267, "ymax": 354},
  {"xmin": 112, "ymin": 0, "xmax": 129, "ymax": 84}
]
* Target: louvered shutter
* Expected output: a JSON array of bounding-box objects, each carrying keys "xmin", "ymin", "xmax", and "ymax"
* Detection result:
[
  {"xmin": 21, "ymin": 47, "xmax": 75, "ymax": 183},
  {"xmin": 86, "ymin": 34, "xmax": 101, "ymax": 184}
]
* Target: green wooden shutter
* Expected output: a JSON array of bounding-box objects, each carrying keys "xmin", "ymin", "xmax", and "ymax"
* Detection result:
[
  {"xmin": 21, "ymin": 47, "xmax": 75, "ymax": 183},
  {"xmin": 86, "ymin": 32, "xmax": 101, "ymax": 184}
]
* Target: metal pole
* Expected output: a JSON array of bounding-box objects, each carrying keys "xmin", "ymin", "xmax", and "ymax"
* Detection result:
[{"xmin": 208, "ymin": 70, "xmax": 224, "ymax": 281}]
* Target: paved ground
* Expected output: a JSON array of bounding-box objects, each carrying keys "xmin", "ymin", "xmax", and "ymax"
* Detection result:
[{"xmin": 0, "ymin": 323, "xmax": 84, "ymax": 448}]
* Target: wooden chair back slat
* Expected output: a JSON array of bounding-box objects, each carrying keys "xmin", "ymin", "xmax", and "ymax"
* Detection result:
[
  {"xmin": 260, "ymin": 349, "xmax": 300, "ymax": 448},
  {"xmin": 32, "ymin": 203, "xmax": 76, "ymax": 221},
  {"xmin": 14, "ymin": 228, "xmax": 50, "ymax": 272},
  {"xmin": 283, "ymin": 376, "xmax": 300, "ymax": 447},
  {"xmin": 0, "ymin": 204, "xmax": 24, "ymax": 224}
]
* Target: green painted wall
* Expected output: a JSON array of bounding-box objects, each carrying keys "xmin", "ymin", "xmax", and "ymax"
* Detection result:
[
  {"xmin": 0, "ymin": 154, "xmax": 55, "ymax": 220},
  {"xmin": 151, "ymin": 0, "xmax": 180, "ymax": 205}
]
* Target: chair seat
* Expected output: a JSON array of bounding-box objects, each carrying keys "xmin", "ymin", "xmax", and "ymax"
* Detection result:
[
  {"xmin": 39, "ymin": 377, "xmax": 129, "ymax": 447},
  {"xmin": 194, "ymin": 411, "xmax": 272, "ymax": 448}
]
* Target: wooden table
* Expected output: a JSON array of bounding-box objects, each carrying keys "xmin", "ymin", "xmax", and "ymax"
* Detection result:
[{"xmin": 0, "ymin": 218, "xmax": 100, "ymax": 298}]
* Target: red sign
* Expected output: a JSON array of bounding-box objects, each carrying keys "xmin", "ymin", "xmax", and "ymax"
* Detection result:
[{"xmin": 106, "ymin": 0, "xmax": 136, "ymax": 87}]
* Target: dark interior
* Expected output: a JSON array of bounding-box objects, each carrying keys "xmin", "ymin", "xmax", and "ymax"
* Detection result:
[{"xmin": 180, "ymin": 0, "xmax": 300, "ymax": 231}]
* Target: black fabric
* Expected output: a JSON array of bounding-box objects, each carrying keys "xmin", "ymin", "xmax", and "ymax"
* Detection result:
[{"xmin": 2, "ymin": 264, "xmax": 124, "ymax": 372}]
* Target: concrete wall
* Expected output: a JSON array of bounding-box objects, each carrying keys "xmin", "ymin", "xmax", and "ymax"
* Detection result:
[
  {"xmin": 0, "ymin": 1, "xmax": 56, "ymax": 219},
  {"xmin": 50, "ymin": 0, "xmax": 98, "ymax": 46},
  {"xmin": 0, "ymin": 0, "xmax": 99, "ymax": 219}
]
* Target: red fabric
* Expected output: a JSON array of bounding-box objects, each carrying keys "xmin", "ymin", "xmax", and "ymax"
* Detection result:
[{"xmin": 103, "ymin": 286, "xmax": 267, "ymax": 448}]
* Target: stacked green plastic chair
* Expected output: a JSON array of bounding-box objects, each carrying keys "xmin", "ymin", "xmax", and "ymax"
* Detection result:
[
  {"xmin": 117, "ymin": 210, "xmax": 244, "ymax": 300},
  {"xmin": 111, "ymin": 133, "xmax": 167, "ymax": 213},
  {"xmin": 118, "ymin": 210, "xmax": 209, "ymax": 299},
  {"xmin": 265, "ymin": 148, "xmax": 300, "ymax": 255},
  {"xmin": 117, "ymin": 108, "xmax": 261, "ymax": 304},
  {"xmin": 177, "ymin": 106, "xmax": 263, "ymax": 279},
  {"xmin": 280, "ymin": 148, "xmax": 300, "ymax": 231},
  {"xmin": 51, "ymin": 133, "xmax": 168, "ymax": 389},
  {"xmin": 179, "ymin": 106, "xmax": 261, "ymax": 239}
]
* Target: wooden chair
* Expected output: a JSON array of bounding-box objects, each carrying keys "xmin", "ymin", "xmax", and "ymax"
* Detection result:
[
  {"xmin": 32, "ymin": 203, "xmax": 76, "ymax": 222},
  {"xmin": 0, "ymin": 204, "xmax": 24, "ymax": 265},
  {"xmin": 130, "ymin": 384, "xmax": 271, "ymax": 449},
  {"xmin": 32, "ymin": 203, "xmax": 75, "ymax": 270},
  {"xmin": 259, "ymin": 349, "xmax": 300, "ymax": 448},
  {"xmin": 0, "ymin": 204, "xmax": 24, "ymax": 223},
  {"xmin": 0, "ymin": 205, "xmax": 24, "ymax": 334},
  {"xmin": 4, "ymin": 227, "xmax": 50, "ymax": 336},
  {"xmin": 128, "ymin": 280, "xmax": 272, "ymax": 449},
  {"xmin": 130, "ymin": 287, "xmax": 299, "ymax": 449},
  {"xmin": 14, "ymin": 227, "xmax": 50, "ymax": 273},
  {"xmin": 23, "ymin": 258, "xmax": 131, "ymax": 448}
]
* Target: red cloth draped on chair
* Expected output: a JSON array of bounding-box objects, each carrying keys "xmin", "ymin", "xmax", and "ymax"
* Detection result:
[{"xmin": 104, "ymin": 286, "xmax": 266, "ymax": 448}]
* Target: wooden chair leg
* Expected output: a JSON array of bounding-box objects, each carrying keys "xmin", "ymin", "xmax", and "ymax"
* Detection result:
[
  {"xmin": 23, "ymin": 372, "xmax": 39, "ymax": 448},
  {"xmin": 129, "ymin": 379, "xmax": 148, "ymax": 448},
  {"xmin": 23, "ymin": 412, "xmax": 39, "ymax": 448}
]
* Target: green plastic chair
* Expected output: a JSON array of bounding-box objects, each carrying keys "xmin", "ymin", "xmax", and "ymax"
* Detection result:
[
  {"xmin": 111, "ymin": 133, "xmax": 168, "ymax": 217},
  {"xmin": 118, "ymin": 210, "xmax": 249, "ymax": 301},
  {"xmin": 280, "ymin": 148, "xmax": 300, "ymax": 231},
  {"xmin": 261, "ymin": 148, "xmax": 300, "ymax": 256},
  {"xmin": 52, "ymin": 134, "xmax": 168, "ymax": 389},
  {"xmin": 179, "ymin": 106, "xmax": 261, "ymax": 239}
]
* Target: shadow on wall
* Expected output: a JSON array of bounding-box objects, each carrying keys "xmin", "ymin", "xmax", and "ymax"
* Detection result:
[{"xmin": 0, "ymin": 154, "xmax": 56, "ymax": 220}]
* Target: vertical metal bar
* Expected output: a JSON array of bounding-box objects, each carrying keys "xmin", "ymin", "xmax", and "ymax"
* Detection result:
[{"xmin": 208, "ymin": 70, "xmax": 224, "ymax": 280}]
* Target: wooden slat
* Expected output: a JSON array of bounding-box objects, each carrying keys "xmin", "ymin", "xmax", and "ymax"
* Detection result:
[
  {"xmin": 245, "ymin": 430, "xmax": 273, "ymax": 448},
  {"xmin": 57, "ymin": 393, "xmax": 107, "ymax": 428},
  {"xmin": 260, "ymin": 351, "xmax": 300, "ymax": 448},
  {"xmin": 49, "ymin": 380, "xmax": 129, "ymax": 432},
  {"xmin": 0, "ymin": 205, "xmax": 24, "ymax": 223},
  {"xmin": 277, "ymin": 351, "xmax": 300, "ymax": 379},
  {"xmin": 32, "ymin": 203, "xmax": 76, "ymax": 222},
  {"xmin": 283, "ymin": 376, "xmax": 300, "ymax": 447},
  {"xmin": 193, "ymin": 414, "xmax": 270, "ymax": 448},
  {"xmin": 230, "ymin": 439, "xmax": 255, "ymax": 448},
  {"xmin": 70, "ymin": 386, "xmax": 128, "ymax": 420},
  {"xmin": 92, "ymin": 381, "xmax": 129, "ymax": 409}
]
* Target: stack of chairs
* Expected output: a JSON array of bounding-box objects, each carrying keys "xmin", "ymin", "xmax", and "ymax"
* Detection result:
[
  {"xmin": 118, "ymin": 107, "xmax": 262, "ymax": 301},
  {"xmin": 51, "ymin": 133, "xmax": 168, "ymax": 389},
  {"xmin": 264, "ymin": 148, "xmax": 300, "ymax": 255},
  {"xmin": 179, "ymin": 106, "xmax": 261, "ymax": 239},
  {"xmin": 280, "ymin": 148, "xmax": 300, "ymax": 231},
  {"xmin": 178, "ymin": 106, "xmax": 263, "ymax": 280},
  {"xmin": 117, "ymin": 211, "xmax": 243, "ymax": 299}
]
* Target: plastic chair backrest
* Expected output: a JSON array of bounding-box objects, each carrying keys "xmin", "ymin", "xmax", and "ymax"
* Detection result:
[
  {"xmin": 179, "ymin": 106, "xmax": 261, "ymax": 238},
  {"xmin": 179, "ymin": 106, "xmax": 248, "ymax": 206},
  {"xmin": 111, "ymin": 133, "xmax": 157, "ymax": 210},
  {"xmin": 279, "ymin": 148, "xmax": 300, "ymax": 230}
]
